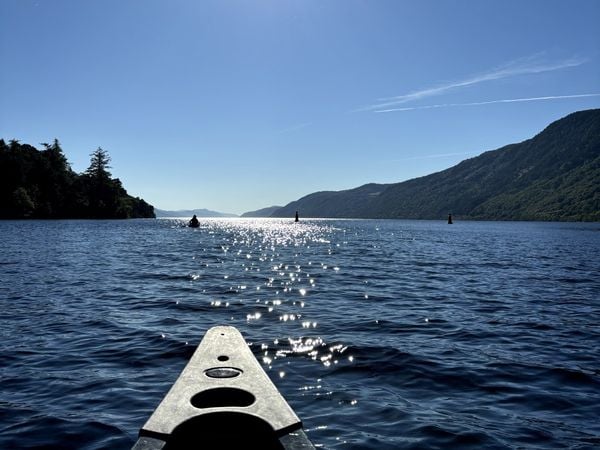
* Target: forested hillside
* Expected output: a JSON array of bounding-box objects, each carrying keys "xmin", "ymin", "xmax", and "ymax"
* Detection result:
[{"xmin": 0, "ymin": 139, "xmax": 154, "ymax": 219}]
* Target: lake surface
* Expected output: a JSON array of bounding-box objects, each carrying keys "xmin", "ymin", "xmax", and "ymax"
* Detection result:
[{"xmin": 1, "ymin": 218, "xmax": 599, "ymax": 449}]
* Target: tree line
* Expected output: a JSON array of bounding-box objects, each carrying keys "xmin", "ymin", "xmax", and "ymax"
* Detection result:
[{"xmin": 0, "ymin": 139, "xmax": 155, "ymax": 219}]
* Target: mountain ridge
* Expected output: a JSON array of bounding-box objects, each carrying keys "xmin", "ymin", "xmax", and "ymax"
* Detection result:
[
  {"xmin": 240, "ymin": 206, "xmax": 283, "ymax": 217},
  {"xmin": 270, "ymin": 109, "xmax": 600, "ymax": 221},
  {"xmin": 155, "ymin": 208, "xmax": 237, "ymax": 218}
]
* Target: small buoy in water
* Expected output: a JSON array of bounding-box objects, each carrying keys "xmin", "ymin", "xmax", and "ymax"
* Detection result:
[{"xmin": 448, "ymin": 213, "xmax": 453, "ymax": 224}]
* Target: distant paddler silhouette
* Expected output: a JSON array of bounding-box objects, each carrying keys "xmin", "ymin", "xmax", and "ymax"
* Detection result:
[
  {"xmin": 295, "ymin": 211, "xmax": 299, "ymax": 222},
  {"xmin": 189, "ymin": 214, "xmax": 200, "ymax": 228}
]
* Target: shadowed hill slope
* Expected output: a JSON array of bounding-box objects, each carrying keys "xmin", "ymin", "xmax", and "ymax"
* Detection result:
[{"xmin": 272, "ymin": 109, "xmax": 600, "ymax": 221}]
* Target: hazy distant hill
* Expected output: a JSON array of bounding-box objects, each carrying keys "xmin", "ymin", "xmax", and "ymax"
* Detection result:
[
  {"xmin": 271, "ymin": 109, "xmax": 600, "ymax": 221},
  {"xmin": 155, "ymin": 208, "xmax": 237, "ymax": 218},
  {"xmin": 240, "ymin": 206, "xmax": 283, "ymax": 217}
]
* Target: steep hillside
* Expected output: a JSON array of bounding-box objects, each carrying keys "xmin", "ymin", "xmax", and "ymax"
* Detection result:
[
  {"xmin": 272, "ymin": 109, "xmax": 600, "ymax": 221},
  {"xmin": 272, "ymin": 183, "xmax": 391, "ymax": 218}
]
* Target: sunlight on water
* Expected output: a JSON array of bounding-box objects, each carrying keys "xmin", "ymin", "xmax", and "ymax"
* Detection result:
[
  {"xmin": 175, "ymin": 218, "xmax": 355, "ymax": 376},
  {"xmin": 198, "ymin": 217, "xmax": 337, "ymax": 247},
  {"xmin": 2, "ymin": 219, "xmax": 600, "ymax": 449},
  {"xmin": 191, "ymin": 219, "xmax": 358, "ymax": 383}
]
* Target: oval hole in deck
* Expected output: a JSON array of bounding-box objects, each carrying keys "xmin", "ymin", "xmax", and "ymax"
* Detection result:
[{"xmin": 191, "ymin": 388, "xmax": 255, "ymax": 408}]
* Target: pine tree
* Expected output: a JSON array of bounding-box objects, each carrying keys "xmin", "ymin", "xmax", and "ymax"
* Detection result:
[{"xmin": 86, "ymin": 147, "xmax": 112, "ymax": 180}]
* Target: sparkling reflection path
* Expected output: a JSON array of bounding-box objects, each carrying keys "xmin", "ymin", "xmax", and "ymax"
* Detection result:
[{"xmin": 1, "ymin": 218, "xmax": 599, "ymax": 449}]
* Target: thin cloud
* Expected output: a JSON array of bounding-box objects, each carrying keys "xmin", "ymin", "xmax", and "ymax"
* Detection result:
[
  {"xmin": 356, "ymin": 54, "xmax": 588, "ymax": 112},
  {"xmin": 277, "ymin": 122, "xmax": 312, "ymax": 134},
  {"xmin": 374, "ymin": 93, "xmax": 600, "ymax": 113}
]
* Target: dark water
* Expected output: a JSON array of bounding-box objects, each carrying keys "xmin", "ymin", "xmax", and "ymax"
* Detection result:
[{"xmin": 1, "ymin": 218, "xmax": 599, "ymax": 449}]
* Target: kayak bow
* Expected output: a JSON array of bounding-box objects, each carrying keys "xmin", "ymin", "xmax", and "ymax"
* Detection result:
[{"xmin": 132, "ymin": 326, "xmax": 314, "ymax": 449}]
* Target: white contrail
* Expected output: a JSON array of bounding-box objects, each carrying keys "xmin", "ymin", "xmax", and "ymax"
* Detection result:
[
  {"xmin": 355, "ymin": 54, "xmax": 588, "ymax": 112},
  {"xmin": 374, "ymin": 93, "xmax": 600, "ymax": 113}
]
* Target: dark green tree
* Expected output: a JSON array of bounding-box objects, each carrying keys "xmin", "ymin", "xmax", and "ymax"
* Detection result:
[
  {"xmin": 84, "ymin": 147, "xmax": 121, "ymax": 218},
  {"xmin": 11, "ymin": 187, "xmax": 35, "ymax": 217},
  {"xmin": 86, "ymin": 147, "xmax": 112, "ymax": 180},
  {"xmin": 38, "ymin": 139, "xmax": 75, "ymax": 217}
]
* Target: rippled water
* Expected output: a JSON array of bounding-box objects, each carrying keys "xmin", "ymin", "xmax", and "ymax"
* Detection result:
[{"xmin": 1, "ymin": 218, "xmax": 599, "ymax": 449}]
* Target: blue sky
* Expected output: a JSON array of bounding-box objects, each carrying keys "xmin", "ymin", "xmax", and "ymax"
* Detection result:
[{"xmin": 1, "ymin": 0, "xmax": 599, "ymax": 215}]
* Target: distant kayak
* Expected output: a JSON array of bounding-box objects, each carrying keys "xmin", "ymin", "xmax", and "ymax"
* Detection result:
[{"xmin": 188, "ymin": 215, "xmax": 200, "ymax": 228}]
